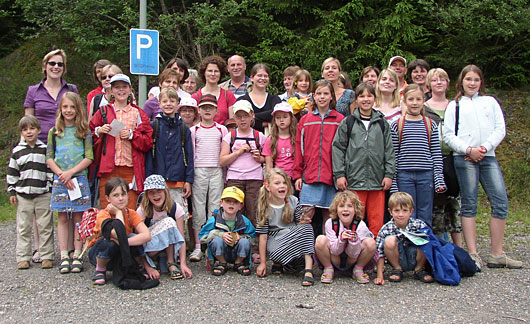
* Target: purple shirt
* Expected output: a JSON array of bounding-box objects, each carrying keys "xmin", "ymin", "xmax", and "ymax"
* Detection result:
[
  {"xmin": 24, "ymin": 79, "xmax": 79, "ymax": 143},
  {"xmin": 142, "ymin": 97, "xmax": 160, "ymax": 121}
]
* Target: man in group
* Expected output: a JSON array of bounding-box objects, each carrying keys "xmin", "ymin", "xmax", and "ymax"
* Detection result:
[
  {"xmin": 219, "ymin": 55, "xmax": 252, "ymax": 98},
  {"xmin": 388, "ymin": 56, "xmax": 408, "ymax": 97}
]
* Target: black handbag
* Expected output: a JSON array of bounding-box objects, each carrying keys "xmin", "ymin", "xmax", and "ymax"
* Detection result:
[{"xmin": 443, "ymin": 101, "xmax": 460, "ymax": 197}]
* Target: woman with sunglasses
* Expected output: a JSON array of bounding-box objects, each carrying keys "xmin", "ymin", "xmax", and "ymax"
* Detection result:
[
  {"xmin": 87, "ymin": 64, "xmax": 123, "ymax": 118},
  {"xmin": 86, "ymin": 59, "xmax": 112, "ymax": 112},
  {"xmin": 24, "ymin": 49, "xmax": 79, "ymax": 143}
]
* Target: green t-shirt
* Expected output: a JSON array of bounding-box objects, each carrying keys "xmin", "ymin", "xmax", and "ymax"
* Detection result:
[
  {"xmin": 46, "ymin": 126, "xmax": 93, "ymax": 176},
  {"xmin": 225, "ymin": 219, "xmax": 236, "ymax": 232}
]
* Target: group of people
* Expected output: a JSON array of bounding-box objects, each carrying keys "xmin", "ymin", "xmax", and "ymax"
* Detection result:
[{"xmin": 7, "ymin": 48, "xmax": 521, "ymax": 289}]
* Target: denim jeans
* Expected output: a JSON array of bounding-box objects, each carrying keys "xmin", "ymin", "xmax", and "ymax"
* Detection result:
[
  {"xmin": 397, "ymin": 170, "xmax": 434, "ymax": 227},
  {"xmin": 208, "ymin": 237, "xmax": 251, "ymax": 263},
  {"xmin": 89, "ymin": 234, "xmax": 145, "ymax": 269},
  {"xmin": 453, "ymin": 155, "xmax": 508, "ymax": 219}
]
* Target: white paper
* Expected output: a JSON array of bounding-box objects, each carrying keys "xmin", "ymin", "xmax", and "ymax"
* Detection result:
[
  {"xmin": 399, "ymin": 229, "xmax": 429, "ymax": 246},
  {"xmin": 67, "ymin": 178, "xmax": 82, "ymax": 201},
  {"xmin": 108, "ymin": 119, "xmax": 126, "ymax": 137}
]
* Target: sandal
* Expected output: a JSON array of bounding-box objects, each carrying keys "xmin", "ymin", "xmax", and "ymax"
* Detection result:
[
  {"xmin": 302, "ymin": 269, "xmax": 314, "ymax": 287},
  {"xmin": 234, "ymin": 262, "xmax": 251, "ymax": 276},
  {"xmin": 70, "ymin": 258, "xmax": 83, "ymax": 273},
  {"xmin": 32, "ymin": 250, "xmax": 42, "ymax": 263},
  {"xmin": 353, "ymin": 266, "xmax": 369, "ymax": 284},
  {"xmin": 320, "ymin": 267, "xmax": 334, "ymax": 284},
  {"xmin": 59, "ymin": 258, "xmax": 70, "ymax": 274},
  {"xmin": 388, "ymin": 269, "xmax": 403, "ymax": 282},
  {"xmin": 92, "ymin": 270, "xmax": 106, "ymax": 285},
  {"xmin": 167, "ymin": 262, "xmax": 183, "ymax": 280},
  {"xmin": 212, "ymin": 262, "xmax": 228, "ymax": 276},
  {"xmin": 271, "ymin": 263, "xmax": 284, "ymax": 275},
  {"xmin": 414, "ymin": 269, "xmax": 434, "ymax": 283}
]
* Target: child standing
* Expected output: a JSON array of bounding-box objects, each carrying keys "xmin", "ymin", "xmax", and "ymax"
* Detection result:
[
  {"xmin": 199, "ymin": 187, "xmax": 256, "ymax": 276},
  {"xmin": 178, "ymin": 96, "xmax": 200, "ymax": 128},
  {"xmin": 315, "ymin": 191, "xmax": 377, "ymax": 284},
  {"xmin": 293, "ymin": 80, "xmax": 344, "ymax": 228},
  {"xmin": 332, "ymin": 83, "xmax": 395, "ymax": 236},
  {"xmin": 263, "ymin": 102, "xmax": 297, "ymax": 179},
  {"xmin": 89, "ymin": 74, "xmax": 153, "ymax": 209},
  {"xmin": 8, "ymin": 116, "xmax": 54, "ymax": 270},
  {"xmin": 137, "ymin": 175, "xmax": 190, "ymax": 280},
  {"xmin": 189, "ymin": 95, "xmax": 228, "ymax": 261},
  {"xmin": 255, "ymin": 168, "xmax": 315, "ymax": 286},
  {"xmin": 89, "ymin": 177, "xmax": 152, "ymax": 285},
  {"xmin": 374, "ymin": 192, "xmax": 434, "ymax": 284},
  {"xmin": 391, "ymin": 84, "xmax": 445, "ymax": 228},
  {"xmin": 219, "ymin": 100, "xmax": 266, "ymax": 226},
  {"xmin": 46, "ymin": 92, "xmax": 93, "ymax": 274}
]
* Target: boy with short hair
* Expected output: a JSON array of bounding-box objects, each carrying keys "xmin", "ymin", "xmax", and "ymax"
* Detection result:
[
  {"xmin": 199, "ymin": 186, "xmax": 256, "ymax": 276},
  {"xmin": 388, "ymin": 56, "xmax": 408, "ymax": 96},
  {"xmin": 7, "ymin": 116, "xmax": 54, "ymax": 270},
  {"xmin": 189, "ymin": 95, "xmax": 228, "ymax": 261},
  {"xmin": 374, "ymin": 192, "xmax": 434, "ymax": 285}
]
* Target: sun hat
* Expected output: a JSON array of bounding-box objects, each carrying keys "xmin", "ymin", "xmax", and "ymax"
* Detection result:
[
  {"xmin": 272, "ymin": 102, "xmax": 293, "ymax": 115},
  {"xmin": 177, "ymin": 97, "xmax": 198, "ymax": 111},
  {"xmin": 221, "ymin": 186, "xmax": 245, "ymax": 203},
  {"xmin": 143, "ymin": 174, "xmax": 166, "ymax": 191},
  {"xmin": 110, "ymin": 74, "xmax": 131, "ymax": 85},
  {"xmin": 232, "ymin": 100, "xmax": 253, "ymax": 115}
]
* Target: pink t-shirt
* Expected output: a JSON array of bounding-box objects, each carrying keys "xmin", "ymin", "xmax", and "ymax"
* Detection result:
[
  {"xmin": 136, "ymin": 203, "xmax": 185, "ymax": 223},
  {"xmin": 190, "ymin": 122, "xmax": 228, "ymax": 168},
  {"xmin": 223, "ymin": 129, "xmax": 267, "ymax": 180},
  {"xmin": 192, "ymin": 89, "xmax": 236, "ymax": 125},
  {"xmin": 262, "ymin": 136, "xmax": 294, "ymax": 178}
]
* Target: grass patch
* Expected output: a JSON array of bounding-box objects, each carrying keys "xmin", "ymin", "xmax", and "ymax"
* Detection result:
[{"xmin": 0, "ymin": 193, "xmax": 17, "ymax": 222}]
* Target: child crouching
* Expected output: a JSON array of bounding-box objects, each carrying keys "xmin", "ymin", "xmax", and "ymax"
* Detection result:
[{"xmin": 199, "ymin": 187, "xmax": 256, "ymax": 276}]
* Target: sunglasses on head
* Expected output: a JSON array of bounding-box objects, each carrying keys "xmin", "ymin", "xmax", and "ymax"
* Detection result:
[
  {"xmin": 47, "ymin": 61, "xmax": 64, "ymax": 67},
  {"xmin": 101, "ymin": 74, "xmax": 115, "ymax": 80}
]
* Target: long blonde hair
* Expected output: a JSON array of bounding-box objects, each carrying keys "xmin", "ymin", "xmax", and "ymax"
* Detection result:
[
  {"xmin": 257, "ymin": 168, "xmax": 294, "ymax": 227},
  {"xmin": 270, "ymin": 112, "xmax": 296, "ymax": 161},
  {"xmin": 54, "ymin": 92, "xmax": 90, "ymax": 139},
  {"xmin": 375, "ymin": 69, "xmax": 400, "ymax": 108},
  {"xmin": 140, "ymin": 187, "xmax": 175, "ymax": 220}
]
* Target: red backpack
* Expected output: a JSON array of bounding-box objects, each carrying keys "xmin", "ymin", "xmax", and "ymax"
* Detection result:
[{"xmin": 78, "ymin": 208, "xmax": 101, "ymax": 256}]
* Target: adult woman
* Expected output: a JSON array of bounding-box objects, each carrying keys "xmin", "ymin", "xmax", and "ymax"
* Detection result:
[
  {"xmin": 443, "ymin": 65, "xmax": 521, "ymax": 270},
  {"xmin": 148, "ymin": 57, "xmax": 190, "ymax": 99},
  {"xmin": 423, "ymin": 68, "xmax": 463, "ymax": 247},
  {"xmin": 87, "ymin": 64, "xmax": 123, "ymax": 118},
  {"xmin": 24, "ymin": 49, "xmax": 79, "ymax": 144},
  {"xmin": 193, "ymin": 55, "xmax": 237, "ymax": 125},
  {"xmin": 408, "ymin": 59, "xmax": 431, "ymax": 99},
  {"xmin": 359, "ymin": 66, "xmax": 380, "ymax": 86},
  {"xmin": 182, "ymin": 69, "xmax": 200, "ymax": 94},
  {"xmin": 86, "ymin": 59, "xmax": 112, "ymax": 109},
  {"xmin": 321, "ymin": 57, "xmax": 355, "ymax": 116},
  {"xmin": 374, "ymin": 69, "xmax": 401, "ymax": 124},
  {"xmin": 236, "ymin": 63, "xmax": 281, "ymax": 134}
]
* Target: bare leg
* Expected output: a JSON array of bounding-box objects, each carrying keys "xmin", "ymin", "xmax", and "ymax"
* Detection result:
[
  {"xmin": 57, "ymin": 213, "xmax": 69, "ymax": 253},
  {"xmin": 461, "ymin": 216, "xmax": 478, "ymax": 253},
  {"xmin": 451, "ymin": 232, "xmax": 463, "ymax": 247},
  {"xmin": 490, "ymin": 217, "xmax": 506, "ymax": 256},
  {"xmin": 314, "ymin": 235, "xmax": 332, "ymax": 267},
  {"xmin": 383, "ymin": 236, "xmax": 401, "ymax": 270},
  {"xmin": 355, "ymin": 238, "xmax": 376, "ymax": 267}
]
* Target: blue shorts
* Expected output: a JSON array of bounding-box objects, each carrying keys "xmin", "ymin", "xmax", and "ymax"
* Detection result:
[
  {"xmin": 299, "ymin": 182, "xmax": 336, "ymax": 208},
  {"xmin": 397, "ymin": 239, "xmax": 417, "ymax": 271}
]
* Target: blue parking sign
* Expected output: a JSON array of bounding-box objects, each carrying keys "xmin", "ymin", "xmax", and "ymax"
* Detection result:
[{"xmin": 130, "ymin": 28, "xmax": 159, "ymax": 75}]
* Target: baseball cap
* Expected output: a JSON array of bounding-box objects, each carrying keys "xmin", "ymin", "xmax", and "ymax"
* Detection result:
[
  {"xmin": 110, "ymin": 74, "xmax": 131, "ymax": 85},
  {"xmin": 224, "ymin": 118, "xmax": 237, "ymax": 128},
  {"xmin": 143, "ymin": 174, "xmax": 166, "ymax": 191},
  {"xmin": 272, "ymin": 102, "xmax": 293, "ymax": 115},
  {"xmin": 388, "ymin": 56, "xmax": 407, "ymax": 67},
  {"xmin": 221, "ymin": 186, "xmax": 244, "ymax": 203},
  {"xmin": 232, "ymin": 100, "xmax": 253, "ymax": 115},
  {"xmin": 198, "ymin": 94, "xmax": 218, "ymax": 108},
  {"xmin": 177, "ymin": 97, "xmax": 198, "ymax": 111}
]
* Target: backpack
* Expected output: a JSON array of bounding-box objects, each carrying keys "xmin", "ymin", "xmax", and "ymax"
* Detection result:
[
  {"xmin": 92, "ymin": 93, "xmax": 104, "ymax": 117},
  {"xmin": 397, "ymin": 115, "xmax": 433, "ymax": 150},
  {"xmin": 331, "ymin": 218, "xmax": 361, "ymax": 237},
  {"xmin": 345, "ymin": 114, "xmax": 386, "ymax": 140},
  {"xmin": 229, "ymin": 129, "xmax": 261, "ymax": 153},
  {"xmin": 78, "ymin": 207, "xmax": 101, "ymax": 257},
  {"xmin": 152, "ymin": 118, "xmax": 188, "ymax": 167}
]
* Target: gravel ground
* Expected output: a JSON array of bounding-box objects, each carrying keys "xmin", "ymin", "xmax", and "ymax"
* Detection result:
[{"xmin": 0, "ymin": 222, "xmax": 528, "ymax": 324}]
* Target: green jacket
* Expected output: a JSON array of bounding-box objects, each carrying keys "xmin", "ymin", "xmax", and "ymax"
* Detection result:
[{"xmin": 332, "ymin": 108, "xmax": 395, "ymax": 190}]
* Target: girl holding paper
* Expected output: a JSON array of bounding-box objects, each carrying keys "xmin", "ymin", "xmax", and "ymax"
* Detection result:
[
  {"xmin": 46, "ymin": 92, "xmax": 93, "ymax": 274},
  {"xmin": 89, "ymin": 74, "xmax": 153, "ymax": 210}
]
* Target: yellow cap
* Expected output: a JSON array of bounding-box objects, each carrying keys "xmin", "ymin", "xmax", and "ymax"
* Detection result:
[{"xmin": 221, "ymin": 186, "xmax": 245, "ymax": 203}]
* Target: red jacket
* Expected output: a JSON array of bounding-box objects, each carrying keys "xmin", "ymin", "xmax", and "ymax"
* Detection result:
[
  {"xmin": 293, "ymin": 109, "xmax": 344, "ymax": 185},
  {"xmin": 89, "ymin": 103, "xmax": 153, "ymax": 193}
]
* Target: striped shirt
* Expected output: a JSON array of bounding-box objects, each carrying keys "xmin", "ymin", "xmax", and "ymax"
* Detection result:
[
  {"xmin": 190, "ymin": 123, "xmax": 228, "ymax": 168},
  {"xmin": 7, "ymin": 140, "xmax": 53, "ymax": 198},
  {"xmin": 114, "ymin": 104, "xmax": 138, "ymax": 167},
  {"xmin": 376, "ymin": 218, "xmax": 427, "ymax": 257},
  {"xmin": 390, "ymin": 118, "xmax": 445, "ymax": 189}
]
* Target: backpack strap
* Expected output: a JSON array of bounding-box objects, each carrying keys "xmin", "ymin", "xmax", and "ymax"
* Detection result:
[
  {"xmin": 229, "ymin": 129, "xmax": 237, "ymax": 153},
  {"xmin": 423, "ymin": 116, "xmax": 432, "ymax": 149},
  {"xmin": 455, "ymin": 101, "xmax": 460, "ymax": 136},
  {"xmin": 252, "ymin": 129, "xmax": 261, "ymax": 151},
  {"xmin": 332, "ymin": 219, "xmax": 340, "ymax": 237},
  {"xmin": 100, "ymin": 105, "xmax": 108, "ymax": 156},
  {"xmin": 397, "ymin": 117, "xmax": 406, "ymax": 151},
  {"xmin": 169, "ymin": 202, "xmax": 177, "ymax": 220},
  {"xmin": 345, "ymin": 115, "xmax": 355, "ymax": 140},
  {"xmin": 180, "ymin": 122, "xmax": 188, "ymax": 167},
  {"xmin": 92, "ymin": 94, "xmax": 104, "ymax": 117},
  {"xmin": 152, "ymin": 118, "xmax": 160, "ymax": 160},
  {"xmin": 51, "ymin": 127, "xmax": 57, "ymax": 155}
]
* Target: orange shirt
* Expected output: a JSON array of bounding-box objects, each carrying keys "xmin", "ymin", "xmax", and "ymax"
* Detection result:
[
  {"xmin": 88, "ymin": 208, "xmax": 143, "ymax": 248},
  {"xmin": 114, "ymin": 104, "xmax": 138, "ymax": 167}
]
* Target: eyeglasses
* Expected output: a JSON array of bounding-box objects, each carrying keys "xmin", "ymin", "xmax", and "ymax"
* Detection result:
[
  {"xmin": 101, "ymin": 74, "xmax": 115, "ymax": 80},
  {"xmin": 47, "ymin": 61, "xmax": 64, "ymax": 67}
]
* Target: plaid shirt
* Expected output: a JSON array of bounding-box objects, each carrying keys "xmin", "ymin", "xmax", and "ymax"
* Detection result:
[
  {"xmin": 376, "ymin": 218, "xmax": 427, "ymax": 257},
  {"xmin": 114, "ymin": 104, "xmax": 138, "ymax": 167}
]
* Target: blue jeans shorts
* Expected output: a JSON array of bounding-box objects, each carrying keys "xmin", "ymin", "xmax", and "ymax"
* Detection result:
[{"xmin": 397, "ymin": 239, "xmax": 417, "ymax": 272}]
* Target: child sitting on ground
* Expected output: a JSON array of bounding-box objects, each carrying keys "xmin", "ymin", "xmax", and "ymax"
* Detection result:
[
  {"xmin": 315, "ymin": 191, "xmax": 376, "ymax": 284},
  {"xmin": 374, "ymin": 192, "xmax": 434, "ymax": 285},
  {"xmin": 199, "ymin": 186, "xmax": 256, "ymax": 276}
]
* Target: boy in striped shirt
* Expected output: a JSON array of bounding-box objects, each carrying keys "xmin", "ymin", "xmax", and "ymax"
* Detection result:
[{"xmin": 7, "ymin": 116, "xmax": 54, "ymax": 270}]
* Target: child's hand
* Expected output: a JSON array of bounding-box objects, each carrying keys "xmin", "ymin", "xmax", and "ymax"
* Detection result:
[
  {"xmin": 180, "ymin": 264, "xmax": 193, "ymax": 279},
  {"xmin": 58, "ymin": 169, "xmax": 74, "ymax": 185},
  {"xmin": 382, "ymin": 177, "xmax": 393, "ymax": 191},
  {"xmin": 64, "ymin": 179, "xmax": 75, "ymax": 191},
  {"xmin": 374, "ymin": 277, "xmax": 385, "ymax": 285},
  {"xmin": 341, "ymin": 230, "xmax": 355, "ymax": 241},
  {"xmin": 98, "ymin": 124, "xmax": 111, "ymax": 135},
  {"xmin": 336, "ymin": 177, "xmax": 348, "ymax": 191},
  {"xmin": 256, "ymin": 263, "xmax": 267, "ymax": 277},
  {"xmin": 119, "ymin": 129, "xmax": 130, "ymax": 140},
  {"xmin": 145, "ymin": 265, "xmax": 160, "ymax": 280},
  {"xmin": 299, "ymin": 205, "xmax": 315, "ymax": 224},
  {"xmin": 223, "ymin": 232, "xmax": 234, "ymax": 245},
  {"xmin": 435, "ymin": 186, "xmax": 445, "ymax": 193},
  {"xmin": 251, "ymin": 149, "xmax": 262, "ymax": 162},
  {"xmin": 9, "ymin": 196, "xmax": 17, "ymax": 206},
  {"xmin": 295, "ymin": 178, "xmax": 303, "ymax": 191},
  {"xmin": 237, "ymin": 143, "xmax": 251, "ymax": 155},
  {"xmin": 106, "ymin": 203, "xmax": 120, "ymax": 216},
  {"xmin": 183, "ymin": 182, "xmax": 192, "ymax": 199}
]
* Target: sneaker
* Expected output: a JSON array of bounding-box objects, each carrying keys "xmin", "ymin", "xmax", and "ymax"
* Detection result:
[
  {"xmin": 17, "ymin": 261, "xmax": 30, "ymax": 270},
  {"xmin": 487, "ymin": 253, "xmax": 523, "ymax": 269},
  {"xmin": 189, "ymin": 249, "xmax": 203, "ymax": 262},
  {"xmin": 469, "ymin": 253, "xmax": 483, "ymax": 272},
  {"xmin": 41, "ymin": 259, "xmax": 53, "ymax": 269}
]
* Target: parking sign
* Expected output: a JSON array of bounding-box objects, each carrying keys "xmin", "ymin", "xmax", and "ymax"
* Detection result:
[{"xmin": 130, "ymin": 28, "xmax": 159, "ymax": 75}]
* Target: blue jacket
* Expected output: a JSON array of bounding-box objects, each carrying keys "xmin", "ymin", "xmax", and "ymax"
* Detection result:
[
  {"xmin": 145, "ymin": 114, "xmax": 194, "ymax": 183},
  {"xmin": 199, "ymin": 208, "xmax": 256, "ymax": 244}
]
